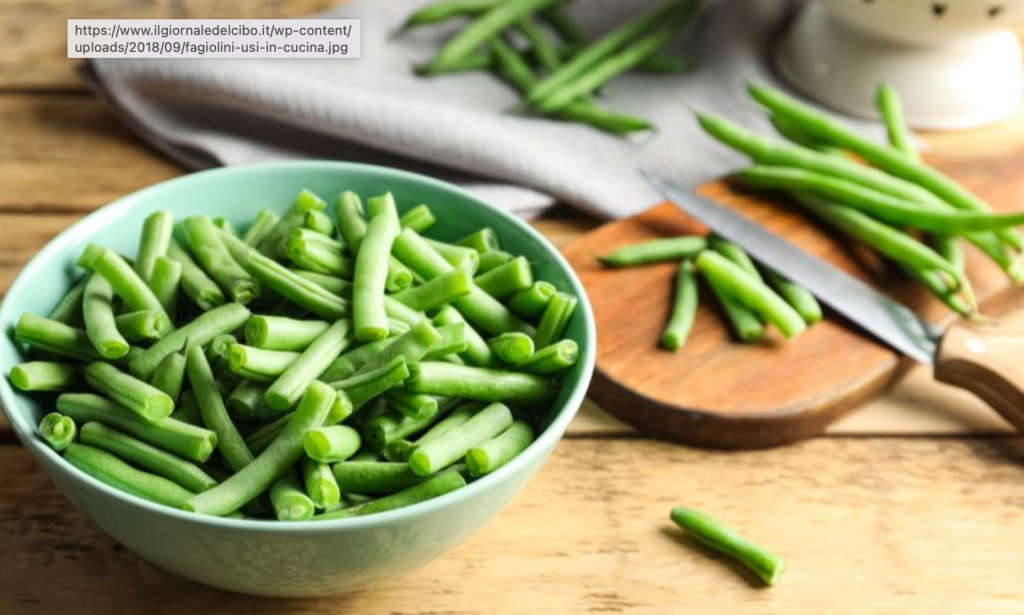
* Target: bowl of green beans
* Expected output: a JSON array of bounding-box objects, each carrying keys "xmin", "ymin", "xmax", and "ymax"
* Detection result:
[{"xmin": 0, "ymin": 161, "xmax": 595, "ymax": 596}]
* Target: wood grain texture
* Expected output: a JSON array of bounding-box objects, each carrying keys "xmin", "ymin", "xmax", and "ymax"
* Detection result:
[
  {"xmin": 2, "ymin": 439, "xmax": 1022, "ymax": 614},
  {"xmin": 564, "ymin": 146, "xmax": 1024, "ymax": 448}
]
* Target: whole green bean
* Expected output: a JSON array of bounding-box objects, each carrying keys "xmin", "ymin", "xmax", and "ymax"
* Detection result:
[
  {"xmin": 129, "ymin": 303, "xmax": 251, "ymax": 380},
  {"xmin": 270, "ymin": 473, "xmax": 316, "ymax": 521},
  {"xmin": 48, "ymin": 277, "xmax": 88, "ymax": 326},
  {"xmin": 399, "ymin": 204, "xmax": 437, "ymax": 233},
  {"xmin": 265, "ymin": 319, "xmax": 354, "ymax": 410},
  {"xmin": 79, "ymin": 422, "xmax": 217, "ymax": 493},
  {"xmin": 317, "ymin": 469, "xmax": 466, "ymax": 519},
  {"xmin": 149, "ymin": 256, "xmax": 182, "ymax": 321},
  {"xmin": 488, "ymin": 332, "xmax": 535, "ymax": 365},
  {"xmin": 407, "ymin": 362, "xmax": 555, "ymax": 404},
  {"xmin": 57, "ymin": 393, "xmax": 217, "ymax": 462},
  {"xmin": 303, "ymin": 458, "xmax": 341, "ymax": 509},
  {"xmin": 79, "ymin": 244, "xmax": 167, "ymax": 316},
  {"xmin": 401, "ymin": 0, "xmax": 498, "ymax": 29},
  {"xmin": 533, "ymin": 291, "xmax": 577, "ymax": 348},
  {"xmin": 244, "ymin": 315, "xmax": 329, "ymax": 351},
  {"xmin": 84, "ymin": 362, "xmax": 174, "ymax": 421},
  {"xmin": 14, "ymin": 313, "xmax": 101, "ymax": 362},
  {"xmin": 670, "ymin": 506, "xmax": 786, "ymax": 586},
  {"xmin": 303, "ymin": 425, "xmax": 362, "ymax": 463},
  {"xmin": 519, "ymin": 339, "xmax": 578, "ymax": 374},
  {"xmin": 409, "ymin": 402, "xmax": 512, "ymax": 476},
  {"xmin": 661, "ymin": 261, "xmax": 698, "ymax": 350},
  {"xmin": 10, "ymin": 361, "xmax": 78, "ymax": 392},
  {"xmin": 600, "ymin": 237, "xmax": 708, "ymax": 267},
  {"xmin": 391, "ymin": 267, "xmax": 473, "ymax": 311},
  {"xmin": 150, "ymin": 352, "xmax": 186, "ymax": 403},
  {"xmin": 474, "ymin": 256, "xmax": 533, "ymax": 299},
  {"xmin": 765, "ymin": 270, "xmax": 822, "ymax": 325},
  {"xmin": 243, "ymin": 210, "xmax": 281, "ymax": 247},
  {"xmin": 185, "ymin": 380, "xmax": 336, "ymax": 516},
  {"xmin": 876, "ymin": 84, "xmax": 918, "ymax": 160},
  {"xmin": 115, "ymin": 310, "xmax": 171, "ymax": 343},
  {"xmin": 134, "ymin": 211, "xmax": 174, "ymax": 284},
  {"xmin": 507, "ymin": 281, "xmax": 556, "ymax": 318},
  {"xmin": 83, "ymin": 273, "xmax": 130, "ymax": 359},
  {"xmin": 466, "ymin": 420, "xmax": 535, "ymax": 477},
  {"xmin": 183, "ymin": 215, "xmax": 261, "ymax": 303},
  {"xmin": 256, "ymin": 189, "xmax": 327, "ymax": 257},
  {"xmin": 185, "ymin": 344, "xmax": 254, "ymax": 472},
  {"xmin": 695, "ymin": 251, "xmax": 806, "ymax": 339},
  {"xmin": 39, "ymin": 412, "xmax": 76, "ymax": 451},
  {"xmin": 65, "ymin": 443, "xmax": 196, "ymax": 508},
  {"xmin": 166, "ymin": 239, "xmax": 226, "ymax": 310}
]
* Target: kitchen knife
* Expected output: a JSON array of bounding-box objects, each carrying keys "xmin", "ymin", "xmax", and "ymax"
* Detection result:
[{"xmin": 642, "ymin": 170, "xmax": 1024, "ymax": 432}]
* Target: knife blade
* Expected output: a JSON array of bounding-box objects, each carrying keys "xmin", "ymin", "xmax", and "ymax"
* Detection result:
[{"xmin": 642, "ymin": 170, "xmax": 941, "ymax": 365}]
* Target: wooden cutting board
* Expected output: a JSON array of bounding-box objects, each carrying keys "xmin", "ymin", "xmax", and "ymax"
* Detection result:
[{"xmin": 563, "ymin": 150, "xmax": 1024, "ymax": 449}]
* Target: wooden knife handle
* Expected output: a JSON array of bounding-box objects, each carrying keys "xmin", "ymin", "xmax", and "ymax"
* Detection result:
[{"xmin": 935, "ymin": 321, "xmax": 1024, "ymax": 432}]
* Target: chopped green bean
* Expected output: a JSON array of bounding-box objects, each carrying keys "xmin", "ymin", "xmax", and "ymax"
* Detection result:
[
  {"xmin": 243, "ymin": 210, "xmax": 281, "ymax": 247},
  {"xmin": 134, "ymin": 211, "xmax": 174, "ymax": 284},
  {"xmin": 185, "ymin": 344, "xmax": 254, "ymax": 472},
  {"xmin": 84, "ymin": 362, "xmax": 174, "ymax": 421},
  {"xmin": 318, "ymin": 469, "xmax": 466, "ymax": 519},
  {"xmin": 391, "ymin": 267, "xmax": 473, "ymax": 311},
  {"xmin": 10, "ymin": 361, "xmax": 78, "ymax": 392},
  {"xmin": 476, "ymin": 249, "xmax": 514, "ymax": 273},
  {"xmin": 285, "ymin": 231, "xmax": 354, "ymax": 277},
  {"xmin": 507, "ymin": 281, "xmax": 556, "ymax": 318},
  {"xmin": 304, "ymin": 209, "xmax": 336, "ymax": 236},
  {"xmin": 399, "ymin": 204, "xmax": 437, "ymax": 233},
  {"xmin": 115, "ymin": 310, "xmax": 171, "ymax": 343},
  {"xmin": 39, "ymin": 412, "xmax": 76, "ymax": 451},
  {"xmin": 599, "ymin": 237, "xmax": 707, "ymax": 267},
  {"xmin": 433, "ymin": 306, "xmax": 496, "ymax": 367},
  {"xmin": 129, "ymin": 302, "xmax": 251, "ymax": 380},
  {"xmin": 707, "ymin": 276, "xmax": 765, "ymax": 342},
  {"xmin": 320, "ymin": 337, "xmax": 396, "ymax": 382},
  {"xmin": 150, "ymin": 352, "xmax": 186, "ymax": 403},
  {"xmin": 354, "ymin": 193, "xmax": 401, "ymax": 341},
  {"xmin": 488, "ymin": 332, "xmax": 535, "ymax": 365},
  {"xmin": 423, "ymin": 322, "xmax": 469, "ymax": 359},
  {"xmin": 79, "ymin": 245, "xmax": 167, "ymax": 316},
  {"xmin": 533, "ymin": 291, "xmax": 577, "ymax": 348},
  {"xmin": 183, "ymin": 215, "xmax": 261, "ymax": 303},
  {"xmin": 166, "ymin": 239, "xmax": 226, "ymax": 310},
  {"xmin": 466, "ymin": 420, "xmax": 534, "ymax": 476},
  {"xmin": 519, "ymin": 339, "xmax": 578, "ymax": 374},
  {"xmin": 65, "ymin": 443, "xmax": 195, "ymax": 508},
  {"xmin": 670, "ymin": 506, "xmax": 786, "ymax": 586},
  {"xmin": 329, "ymin": 356, "xmax": 410, "ymax": 411},
  {"xmin": 662, "ymin": 261, "xmax": 698, "ymax": 350},
  {"xmin": 474, "ymin": 256, "xmax": 533, "ymax": 299},
  {"xmin": 455, "ymin": 227, "xmax": 501, "ymax": 254},
  {"xmin": 265, "ymin": 319, "xmax": 354, "ymax": 410},
  {"xmin": 48, "ymin": 277, "xmax": 88, "ymax": 326},
  {"xmin": 226, "ymin": 378, "xmax": 266, "ymax": 421},
  {"xmin": 303, "ymin": 458, "xmax": 341, "ymax": 509},
  {"xmin": 83, "ymin": 273, "xmax": 130, "ymax": 359},
  {"xmin": 270, "ymin": 473, "xmax": 316, "ymax": 521},
  {"xmin": 765, "ymin": 270, "xmax": 822, "ymax": 326},
  {"xmin": 149, "ymin": 256, "xmax": 182, "ymax": 321},
  {"xmin": 410, "ymin": 402, "xmax": 513, "ymax": 475},
  {"xmin": 709, "ymin": 237, "xmax": 762, "ymax": 280},
  {"xmin": 407, "ymin": 362, "xmax": 555, "ymax": 405},
  {"xmin": 15, "ymin": 313, "xmax": 101, "ymax": 362},
  {"xmin": 244, "ymin": 315, "xmax": 329, "ymax": 351},
  {"xmin": 228, "ymin": 345, "xmax": 299, "ymax": 382},
  {"xmin": 303, "ymin": 425, "xmax": 361, "ymax": 463},
  {"xmin": 334, "ymin": 191, "xmax": 367, "ymax": 252},
  {"xmin": 385, "ymin": 390, "xmax": 439, "ymax": 421},
  {"xmin": 255, "ymin": 189, "xmax": 327, "ymax": 257}
]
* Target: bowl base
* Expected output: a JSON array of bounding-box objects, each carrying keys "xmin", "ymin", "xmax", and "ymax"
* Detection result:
[{"xmin": 776, "ymin": 2, "xmax": 1024, "ymax": 131}]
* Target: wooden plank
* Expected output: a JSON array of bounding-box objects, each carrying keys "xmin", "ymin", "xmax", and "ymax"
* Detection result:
[{"xmin": 1, "ymin": 438, "xmax": 1021, "ymax": 613}]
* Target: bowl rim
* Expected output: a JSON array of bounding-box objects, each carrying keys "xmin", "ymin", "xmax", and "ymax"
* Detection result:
[{"xmin": 0, "ymin": 160, "xmax": 596, "ymax": 531}]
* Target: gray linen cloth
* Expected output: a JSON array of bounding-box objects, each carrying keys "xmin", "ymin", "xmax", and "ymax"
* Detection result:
[{"xmin": 84, "ymin": 0, "xmax": 807, "ymax": 219}]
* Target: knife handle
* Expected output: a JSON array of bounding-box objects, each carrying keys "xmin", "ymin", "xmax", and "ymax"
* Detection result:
[{"xmin": 935, "ymin": 321, "xmax": 1024, "ymax": 432}]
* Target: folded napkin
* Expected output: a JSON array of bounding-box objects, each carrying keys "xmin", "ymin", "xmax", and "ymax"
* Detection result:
[{"xmin": 85, "ymin": 0, "xmax": 818, "ymax": 219}]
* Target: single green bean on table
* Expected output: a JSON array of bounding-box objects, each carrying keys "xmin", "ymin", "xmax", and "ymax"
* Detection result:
[
  {"xmin": 318, "ymin": 470, "xmax": 467, "ymax": 519},
  {"xmin": 82, "ymin": 273, "xmax": 130, "ymax": 359},
  {"xmin": 255, "ymin": 188, "xmax": 327, "ymax": 258},
  {"xmin": 185, "ymin": 344, "xmax": 254, "ymax": 473},
  {"xmin": 10, "ymin": 361, "xmax": 78, "ymax": 392},
  {"xmin": 166, "ymin": 239, "xmax": 226, "ymax": 310},
  {"xmin": 600, "ymin": 237, "xmax": 708, "ymax": 267},
  {"xmin": 84, "ymin": 362, "xmax": 174, "ymax": 421},
  {"xmin": 150, "ymin": 352, "xmax": 186, "ymax": 403},
  {"xmin": 433, "ymin": 305, "xmax": 497, "ymax": 367},
  {"xmin": 488, "ymin": 332, "xmax": 535, "ymax": 365},
  {"xmin": 466, "ymin": 420, "xmax": 535, "ymax": 477},
  {"xmin": 48, "ymin": 277, "xmax": 87, "ymax": 326},
  {"xmin": 876, "ymin": 83, "xmax": 918, "ymax": 160},
  {"xmin": 670, "ymin": 506, "xmax": 786, "ymax": 586},
  {"xmin": 507, "ymin": 281, "xmax": 556, "ymax": 318},
  {"xmin": 185, "ymin": 381, "xmax": 336, "ymax": 516},
  {"xmin": 409, "ymin": 402, "xmax": 513, "ymax": 476},
  {"xmin": 265, "ymin": 319, "xmax": 354, "ymax": 410},
  {"xmin": 134, "ymin": 211, "xmax": 174, "ymax": 284},
  {"xmin": 115, "ymin": 310, "xmax": 170, "ymax": 343},
  {"xmin": 39, "ymin": 412, "xmax": 76, "ymax": 452},
  {"xmin": 661, "ymin": 261, "xmax": 698, "ymax": 350},
  {"xmin": 303, "ymin": 425, "xmax": 362, "ymax": 463},
  {"xmin": 149, "ymin": 256, "xmax": 182, "ymax": 321},
  {"xmin": 519, "ymin": 339, "xmax": 579, "ymax": 374},
  {"xmin": 407, "ymin": 362, "xmax": 556, "ymax": 405},
  {"xmin": 243, "ymin": 210, "xmax": 281, "ymax": 247},
  {"xmin": 303, "ymin": 458, "xmax": 341, "ymax": 509},
  {"xmin": 534, "ymin": 291, "xmax": 577, "ymax": 349},
  {"xmin": 128, "ymin": 303, "xmax": 251, "ymax": 380},
  {"xmin": 244, "ymin": 315, "xmax": 329, "ymax": 351},
  {"xmin": 474, "ymin": 256, "xmax": 533, "ymax": 299},
  {"xmin": 64, "ymin": 443, "xmax": 196, "ymax": 508},
  {"xmin": 79, "ymin": 422, "xmax": 218, "ymax": 493},
  {"xmin": 391, "ymin": 267, "xmax": 473, "ymax": 311},
  {"xmin": 78, "ymin": 245, "xmax": 168, "ymax": 316},
  {"xmin": 183, "ymin": 215, "xmax": 261, "ymax": 303},
  {"xmin": 270, "ymin": 473, "xmax": 316, "ymax": 521}
]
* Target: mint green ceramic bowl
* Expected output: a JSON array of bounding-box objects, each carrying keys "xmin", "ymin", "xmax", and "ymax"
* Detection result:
[{"xmin": 0, "ymin": 161, "xmax": 595, "ymax": 596}]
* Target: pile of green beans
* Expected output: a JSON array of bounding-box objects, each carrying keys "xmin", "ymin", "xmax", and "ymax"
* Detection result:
[
  {"xmin": 699, "ymin": 82, "xmax": 1024, "ymax": 316},
  {"xmin": 402, "ymin": 0, "xmax": 700, "ymax": 135},
  {"xmin": 599, "ymin": 234, "xmax": 820, "ymax": 349},
  {"xmin": 9, "ymin": 188, "xmax": 582, "ymax": 521}
]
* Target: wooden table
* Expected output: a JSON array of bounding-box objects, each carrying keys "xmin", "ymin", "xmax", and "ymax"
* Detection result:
[{"xmin": 1, "ymin": 2, "xmax": 1022, "ymax": 612}]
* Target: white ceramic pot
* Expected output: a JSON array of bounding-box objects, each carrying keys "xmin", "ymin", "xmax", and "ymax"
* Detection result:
[{"xmin": 777, "ymin": 0, "xmax": 1024, "ymax": 129}]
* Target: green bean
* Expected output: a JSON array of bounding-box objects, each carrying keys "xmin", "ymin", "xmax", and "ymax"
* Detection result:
[
  {"xmin": 213, "ymin": 217, "xmax": 238, "ymax": 236},
  {"xmin": 876, "ymin": 84, "xmax": 918, "ymax": 160},
  {"xmin": 149, "ymin": 256, "xmax": 182, "ymax": 321},
  {"xmin": 519, "ymin": 339, "xmax": 579, "ymax": 374},
  {"xmin": 183, "ymin": 216, "xmax": 261, "ymax": 303},
  {"xmin": 401, "ymin": 0, "xmax": 498, "ymax": 29},
  {"xmin": 599, "ymin": 237, "xmax": 708, "ymax": 267},
  {"xmin": 228, "ymin": 345, "xmax": 299, "ymax": 381},
  {"xmin": 84, "ymin": 362, "xmax": 174, "ymax": 421},
  {"xmin": 303, "ymin": 458, "xmax": 341, "ymax": 509},
  {"xmin": 329, "ymin": 356, "xmax": 410, "ymax": 412},
  {"xmin": 905, "ymin": 265, "xmax": 975, "ymax": 316},
  {"xmin": 738, "ymin": 165, "xmax": 1024, "ymax": 234},
  {"xmin": 488, "ymin": 332, "xmax": 535, "ymax": 365},
  {"xmin": 292, "ymin": 269, "xmax": 351, "ymax": 297},
  {"xmin": 331, "ymin": 461, "xmax": 432, "ymax": 494},
  {"xmin": 455, "ymin": 227, "xmax": 501, "ymax": 254},
  {"xmin": 285, "ymin": 232, "xmax": 354, "ymax": 278},
  {"xmin": 466, "ymin": 420, "xmax": 534, "ymax": 477},
  {"xmin": 518, "ymin": 15, "xmax": 561, "ymax": 72},
  {"xmin": 303, "ymin": 425, "xmax": 362, "ymax": 464},
  {"xmin": 353, "ymin": 321, "xmax": 441, "ymax": 378},
  {"xmin": 764, "ymin": 270, "xmax": 822, "ymax": 325},
  {"xmin": 354, "ymin": 193, "xmax": 401, "ymax": 342},
  {"xmin": 265, "ymin": 319, "xmax": 354, "ymax": 410},
  {"xmin": 422, "ymin": 238, "xmax": 481, "ymax": 271},
  {"xmin": 185, "ymin": 381, "xmax": 337, "ymax": 516},
  {"xmin": 540, "ymin": 3, "xmax": 584, "ymax": 44},
  {"xmin": 382, "ymin": 439, "xmax": 415, "ymax": 462},
  {"xmin": 243, "ymin": 210, "xmax": 281, "ymax": 247},
  {"xmin": 79, "ymin": 422, "xmax": 217, "ymax": 493},
  {"xmin": 242, "ymin": 315, "xmax": 328, "ymax": 352},
  {"xmin": 416, "ymin": 49, "xmax": 494, "ymax": 76},
  {"xmin": 334, "ymin": 190, "xmax": 367, "ymax": 252},
  {"xmin": 385, "ymin": 390, "xmax": 439, "ymax": 421},
  {"xmin": 115, "ymin": 310, "xmax": 171, "ymax": 343},
  {"xmin": 423, "ymin": 322, "xmax": 469, "ymax": 359},
  {"xmin": 78, "ymin": 245, "xmax": 167, "ymax": 316},
  {"xmin": 393, "ymin": 229, "xmax": 534, "ymax": 336},
  {"xmin": 10, "ymin": 361, "xmax": 78, "ymax": 392},
  {"xmin": 506, "ymin": 281, "xmax": 556, "ymax": 318},
  {"xmin": 65, "ymin": 443, "xmax": 195, "ymax": 508},
  {"xmin": 225, "ymin": 378, "xmax": 266, "ymax": 421},
  {"xmin": 320, "ymin": 338, "xmax": 396, "ymax": 382},
  {"xmin": 476, "ymin": 249, "xmax": 514, "ymax": 273},
  {"xmin": 256, "ymin": 189, "xmax": 327, "ymax": 257},
  {"xmin": 769, "ymin": 113, "xmax": 836, "ymax": 152},
  {"xmin": 391, "ymin": 267, "xmax": 473, "ymax": 311},
  {"xmin": 365, "ymin": 401, "xmax": 453, "ymax": 448},
  {"xmin": 409, "ymin": 402, "xmax": 512, "ymax": 476},
  {"xmin": 318, "ymin": 469, "xmax": 466, "ymax": 519},
  {"xmin": 304, "ymin": 209, "xmax": 336, "ymax": 237},
  {"xmin": 474, "ymin": 256, "xmax": 533, "ymax": 299},
  {"xmin": 129, "ymin": 303, "xmax": 251, "ymax": 380},
  {"xmin": 58, "ymin": 393, "xmax": 216, "ymax": 462},
  {"xmin": 707, "ymin": 276, "xmax": 764, "ymax": 342},
  {"xmin": 270, "ymin": 473, "xmax": 316, "ymax": 521},
  {"xmin": 386, "ymin": 256, "xmax": 415, "ymax": 293},
  {"xmin": 709, "ymin": 237, "xmax": 762, "ymax": 280},
  {"xmin": 399, "ymin": 204, "xmax": 437, "ymax": 233},
  {"xmin": 532, "ymin": 4, "xmax": 697, "ymax": 113},
  {"xmin": 39, "ymin": 412, "xmax": 76, "ymax": 451},
  {"xmin": 426, "ymin": 0, "xmax": 561, "ymax": 72},
  {"xmin": 670, "ymin": 506, "xmax": 786, "ymax": 586},
  {"xmin": 526, "ymin": 0, "xmax": 686, "ymax": 106},
  {"xmin": 150, "ymin": 352, "xmax": 186, "ymax": 403},
  {"xmin": 48, "ymin": 277, "xmax": 88, "ymax": 326},
  {"xmin": 417, "ymin": 403, "xmax": 481, "ymax": 446},
  {"xmin": 433, "ymin": 305, "xmax": 497, "ymax": 367},
  {"xmin": 185, "ymin": 344, "xmax": 254, "ymax": 472},
  {"xmin": 82, "ymin": 273, "xmax": 129, "ymax": 359},
  {"xmin": 407, "ymin": 362, "xmax": 555, "ymax": 404},
  {"xmin": 134, "ymin": 211, "xmax": 174, "ymax": 284},
  {"xmin": 14, "ymin": 313, "xmax": 100, "ymax": 362},
  {"xmin": 166, "ymin": 239, "xmax": 226, "ymax": 310},
  {"xmin": 533, "ymin": 291, "xmax": 577, "ymax": 348},
  {"xmin": 660, "ymin": 261, "xmax": 698, "ymax": 350},
  {"xmin": 696, "ymin": 251, "xmax": 806, "ymax": 339}
]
